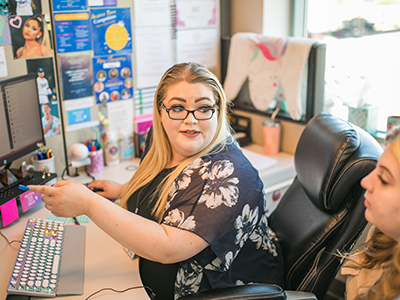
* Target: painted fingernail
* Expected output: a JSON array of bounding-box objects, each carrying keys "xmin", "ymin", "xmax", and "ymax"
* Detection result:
[{"xmin": 19, "ymin": 184, "xmax": 30, "ymax": 191}]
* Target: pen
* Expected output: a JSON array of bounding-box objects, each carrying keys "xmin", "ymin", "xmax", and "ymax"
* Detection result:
[{"xmin": 73, "ymin": 217, "xmax": 80, "ymax": 225}]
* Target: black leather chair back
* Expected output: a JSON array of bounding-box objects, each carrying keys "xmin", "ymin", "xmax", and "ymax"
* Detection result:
[{"xmin": 268, "ymin": 113, "xmax": 382, "ymax": 299}]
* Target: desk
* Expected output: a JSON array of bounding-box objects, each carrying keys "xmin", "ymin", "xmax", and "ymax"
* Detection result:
[
  {"xmin": 0, "ymin": 159, "xmax": 148, "ymax": 300},
  {"xmin": 0, "ymin": 150, "xmax": 295, "ymax": 300}
]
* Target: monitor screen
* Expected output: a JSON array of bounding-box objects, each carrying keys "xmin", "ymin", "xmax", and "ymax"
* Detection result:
[{"xmin": 0, "ymin": 73, "xmax": 45, "ymax": 168}]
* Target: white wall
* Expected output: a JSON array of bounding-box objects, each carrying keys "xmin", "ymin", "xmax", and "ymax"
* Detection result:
[{"xmin": 262, "ymin": 0, "xmax": 292, "ymax": 36}]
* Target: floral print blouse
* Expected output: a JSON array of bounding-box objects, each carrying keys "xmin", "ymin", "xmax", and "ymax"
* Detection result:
[{"xmin": 129, "ymin": 141, "xmax": 284, "ymax": 299}]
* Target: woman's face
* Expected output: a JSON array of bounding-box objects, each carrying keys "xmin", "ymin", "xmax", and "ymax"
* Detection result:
[
  {"xmin": 161, "ymin": 81, "xmax": 218, "ymax": 166},
  {"xmin": 23, "ymin": 19, "xmax": 42, "ymax": 41},
  {"xmin": 362, "ymin": 145, "xmax": 400, "ymax": 241}
]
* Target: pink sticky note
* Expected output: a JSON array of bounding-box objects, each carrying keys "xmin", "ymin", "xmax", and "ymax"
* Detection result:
[
  {"xmin": 0, "ymin": 198, "xmax": 19, "ymax": 227},
  {"xmin": 19, "ymin": 191, "xmax": 42, "ymax": 213}
]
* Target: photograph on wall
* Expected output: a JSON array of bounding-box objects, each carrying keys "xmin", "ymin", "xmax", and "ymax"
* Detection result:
[
  {"xmin": 59, "ymin": 53, "xmax": 93, "ymax": 100},
  {"xmin": 52, "ymin": 0, "xmax": 87, "ymax": 12},
  {"xmin": 26, "ymin": 57, "xmax": 58, "ymax": 104},
  {"xmin": 26, "ymin": 58, "xmax": 61, "ymax": 137},
  {"xmin": 91, "ymin": 8, "xmax": 132, "ymax": 57},
  {"xmin": 0, "ymin": 16, "xmax": 12, "ymax": 46},
  {"xmin": 53, "ymin": 12, "xmax": 91, "ymax": 53},
  {"xmin": 9, "ymin": 14, "xmax": 54, "ymax": 59},
  {"xmin": 93, "ymin": 54, "xmax": 133, "ymax": 104},
  {"xmin": 8, "ymin": 0, "xmax": 42, "ymax": 16}
]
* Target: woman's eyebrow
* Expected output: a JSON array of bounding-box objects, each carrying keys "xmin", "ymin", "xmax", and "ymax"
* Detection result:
[{"xmin": 167, "ymin": 97, "xmax": 212, "ymax": 103}]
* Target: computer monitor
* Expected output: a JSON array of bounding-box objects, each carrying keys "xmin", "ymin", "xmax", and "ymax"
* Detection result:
[{"xmin": 0, "ymin": 73, "xmax": 45, "ymax": 169}]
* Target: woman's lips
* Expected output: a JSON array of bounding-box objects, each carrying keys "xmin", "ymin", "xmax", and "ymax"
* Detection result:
[{"xmin": 181, "ymin": 130, "xmax": 200, "ymax": 138}]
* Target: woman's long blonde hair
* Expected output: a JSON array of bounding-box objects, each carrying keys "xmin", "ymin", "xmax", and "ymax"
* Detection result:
[
  {"xmin": 346, "ymin": 125, "xmax": 400, "ymax": 300},
  {"xmin": 119, "ymin": 62, "xmax": 233, "ymax": 221},
  {"xmin": 19, "ymin": 15, "xmax": 53, "ymax": 57}
]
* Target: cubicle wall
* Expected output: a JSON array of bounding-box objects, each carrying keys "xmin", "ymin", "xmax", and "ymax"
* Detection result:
[{"xmin": 0, "ymin": 0, "xmax": 221, "ymax": 176}]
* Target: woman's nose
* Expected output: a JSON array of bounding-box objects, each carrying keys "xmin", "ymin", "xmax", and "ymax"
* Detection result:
[
  {"xmin": 184, "ymin": 111, "xmax": 198, "ymax": 123},
  {"xmin": 361, "ymin": 173, "xmax": 373, "ymax": 192}
]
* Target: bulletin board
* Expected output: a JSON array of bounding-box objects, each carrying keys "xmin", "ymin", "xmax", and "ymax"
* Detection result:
[{"xmin": 0, "ymin": 0, "xmax": 221, "ymax": 170}]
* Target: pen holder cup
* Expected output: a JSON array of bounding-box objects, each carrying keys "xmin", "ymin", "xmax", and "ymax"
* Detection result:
[
  {"xmin": 87, "ymin": 149, "xmax": 104, "ymax": 174},
  {"xmin": 31, "ymin": 156, "xmax": 56, "ymax": 173}
]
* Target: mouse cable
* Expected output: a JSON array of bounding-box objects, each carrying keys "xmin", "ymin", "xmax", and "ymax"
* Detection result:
[
  {"xmin": 85, "ymin": 285, "xmax": 156, "ymax": 300},
  {"xmin": 0, "ymin": 230, "xmax": 21, "ymax": 245}
]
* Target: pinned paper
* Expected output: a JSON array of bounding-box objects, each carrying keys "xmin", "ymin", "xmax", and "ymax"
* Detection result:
[
  {"xmin": 0, "ymin": 198, "xmax": 19, "ymax": 227},
  {"xmin": 20, "ymin": 191, "xmax": 42, "ymax": 213}
]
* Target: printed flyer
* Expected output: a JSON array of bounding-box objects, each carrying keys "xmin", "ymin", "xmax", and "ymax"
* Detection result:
[
  {"xmin": 59, "ymin": 53, "xmax": 93, "ymax": 100},
  {"xmin": 91, "ymin": 8, "xmax": 132, "ymax": 57},
  {"xmin": 93, "ymin": 54, "xmax": 133, "ymax": 104},
  {"xmin": 52, "ymin": 0, "xmax": 87, "ymax": 11},
  {"xmin": 54, "ymin": 12, "xmax": 92, "ymax": 53}
]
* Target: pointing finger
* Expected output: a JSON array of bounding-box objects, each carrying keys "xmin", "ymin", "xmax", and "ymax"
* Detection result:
[{"xmin": 27, "ymin": 185, "xmax": 55, "ymax": 196}]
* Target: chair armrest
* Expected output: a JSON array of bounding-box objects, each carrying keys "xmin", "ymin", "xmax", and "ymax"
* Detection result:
[
  {"xmin": 285, "ymin": 291, "xmax": 317, "ymax": 300},
  {"xmin": 179, "ymin": 283, "xmax": 286, "ymax": 300}
]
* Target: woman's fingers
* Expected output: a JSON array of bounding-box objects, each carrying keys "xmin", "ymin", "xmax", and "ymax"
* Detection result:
[{"xmin": 27, "ymin": 184, "xmax": 55, "ymax": 196}]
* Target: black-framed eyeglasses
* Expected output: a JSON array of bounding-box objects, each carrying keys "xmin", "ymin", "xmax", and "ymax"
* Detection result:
[{"xmin": 161, "ymin": 103, "xmax": 216, "ymax": 120}]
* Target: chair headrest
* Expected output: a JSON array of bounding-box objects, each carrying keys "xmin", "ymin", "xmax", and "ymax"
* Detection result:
[{"xmin": 295, "ymin": 113, "xmax": 361, "ymax": 211}]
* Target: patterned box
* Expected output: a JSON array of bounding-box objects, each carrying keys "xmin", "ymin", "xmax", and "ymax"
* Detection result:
[{"xmin": 348, "ymin": 105, "xmax": 379, "ymax": 135}]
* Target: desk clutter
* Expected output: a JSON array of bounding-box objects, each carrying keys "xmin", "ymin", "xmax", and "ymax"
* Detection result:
[{"xmin": 0, "ymin": 158, "xmax": 57, "ymax": 228}]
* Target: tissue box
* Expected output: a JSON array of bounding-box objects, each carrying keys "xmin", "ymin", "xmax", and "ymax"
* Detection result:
[{"xmin": 348, "ymin": 105, "xmax": 379, "ymax": 135}]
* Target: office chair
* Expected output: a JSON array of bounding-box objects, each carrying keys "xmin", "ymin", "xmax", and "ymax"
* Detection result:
[{"xmin": 180, "ymin": 112, "xmax": 383, "ymax": 300}]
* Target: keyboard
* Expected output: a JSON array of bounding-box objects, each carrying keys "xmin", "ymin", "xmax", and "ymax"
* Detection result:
[{"xmin": 7, "ymin": 218, "xmax": 65, "ymax": 297}]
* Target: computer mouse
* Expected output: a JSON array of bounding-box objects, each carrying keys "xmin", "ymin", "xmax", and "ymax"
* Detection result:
[{"xmin": 91, "ymin": 187, "xmax": 104, "ymax": 193}]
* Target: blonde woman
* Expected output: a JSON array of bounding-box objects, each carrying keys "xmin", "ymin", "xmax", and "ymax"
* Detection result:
[
  {"xmin": 341, "ymin": 125, "xmax": 400, "ymax": 300},
  {"xmin": 29, "ymin": 62, "xmax": 284, "ymax": 300},
  {"xmin": 16, "ymin": 15, "xmax": 53, "ymax": 58}
]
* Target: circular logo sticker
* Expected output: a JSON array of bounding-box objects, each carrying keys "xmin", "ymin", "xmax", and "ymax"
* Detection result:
[{"xmin": 105, "ymin": 24, "xmax": 128, "ymax": 51}]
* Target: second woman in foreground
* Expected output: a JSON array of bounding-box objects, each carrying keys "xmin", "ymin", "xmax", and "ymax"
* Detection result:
[{"xmin": 29, "ymin": 62, "xmax": 284, "ymax": 300}]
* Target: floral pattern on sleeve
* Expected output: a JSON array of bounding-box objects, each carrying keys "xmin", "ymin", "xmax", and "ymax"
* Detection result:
[{"xmin": 161, "ymin": 142, "xmax": 284, "ymax": 299}]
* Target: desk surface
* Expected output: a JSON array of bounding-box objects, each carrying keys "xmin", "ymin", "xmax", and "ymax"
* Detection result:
[
  {"xmin": 0, "ymin": 159, "xmax": 148, "ymax": 300},
  {"xmin": 1, "ymin": 150, "xmax": 294, "ymax": 300}
]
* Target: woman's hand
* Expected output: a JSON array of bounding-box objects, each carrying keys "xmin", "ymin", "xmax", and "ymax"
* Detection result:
[
  {"xmin": 28, "ymin": 181, "xmax": 97, "ymax": 218},
  {"xmin": 87, "ymin": 180, "xmax": 125, "ymax": 200}
]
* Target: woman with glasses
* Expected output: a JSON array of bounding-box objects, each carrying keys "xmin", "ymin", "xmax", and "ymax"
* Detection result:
[{"xmin": 28, "ymin": 62, "xmax": 284, "ymax": 300}]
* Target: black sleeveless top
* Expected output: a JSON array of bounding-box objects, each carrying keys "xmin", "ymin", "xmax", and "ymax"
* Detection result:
[{"xmin": 127, "ymin": 168, "xmax": 179, "ymax": 300}]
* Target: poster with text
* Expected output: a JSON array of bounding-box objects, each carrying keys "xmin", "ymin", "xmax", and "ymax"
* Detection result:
[
  {"xmin": 91, "ymin": 8, "xmax": 132, "ymax": 57},
  {"xmin": 54, "ymin": 12, "xmax": 91, "ymax": 53},
  {"xmin": 93, "ymin": 54, "xmax": 133, "ymax": 104},
  {"xmin": 176, "ymin": 0, "xmax": 218, "ymax": 28},
  {"xmin": 59, "ymin": 53, "xmax": 93, "ymax": 100},
  {"xmin": 52, "ymin": 0, "xmax": 87, "ymax": 12}
]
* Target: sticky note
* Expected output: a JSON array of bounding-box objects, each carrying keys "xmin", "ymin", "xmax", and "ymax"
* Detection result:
[
  {"xmin": 20, "ymin": 191, "xmax": 42, "ymax": 213},
  {"xmin": 0, "ymin": 198, "xmax": 19, "ymax": 227}
]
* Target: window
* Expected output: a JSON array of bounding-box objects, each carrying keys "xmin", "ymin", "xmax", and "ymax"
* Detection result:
[{"xmin": 304, "ymin": 0, "xmax": 400, "ymax": 135}]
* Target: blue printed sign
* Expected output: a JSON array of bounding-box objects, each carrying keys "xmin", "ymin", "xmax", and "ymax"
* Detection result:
[
  {"xmin": 68, "ymin": 108, "xmax": 91, "ymax": 125},
  {"xmin": 54, "ymin": 12, "xmax": 92, "ymax": 53},
  {"xmin": 93, "ymin": 54, "xmax": 133, "ymax": 104},
  {"xmin": 52, "ymin": 0, "xmax": 87, "ymax": 11}
]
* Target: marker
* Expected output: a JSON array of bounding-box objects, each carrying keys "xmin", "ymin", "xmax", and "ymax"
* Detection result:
[{"xmin": 18, "ymin": 184, "xmax": 30, "ymax": 191}]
